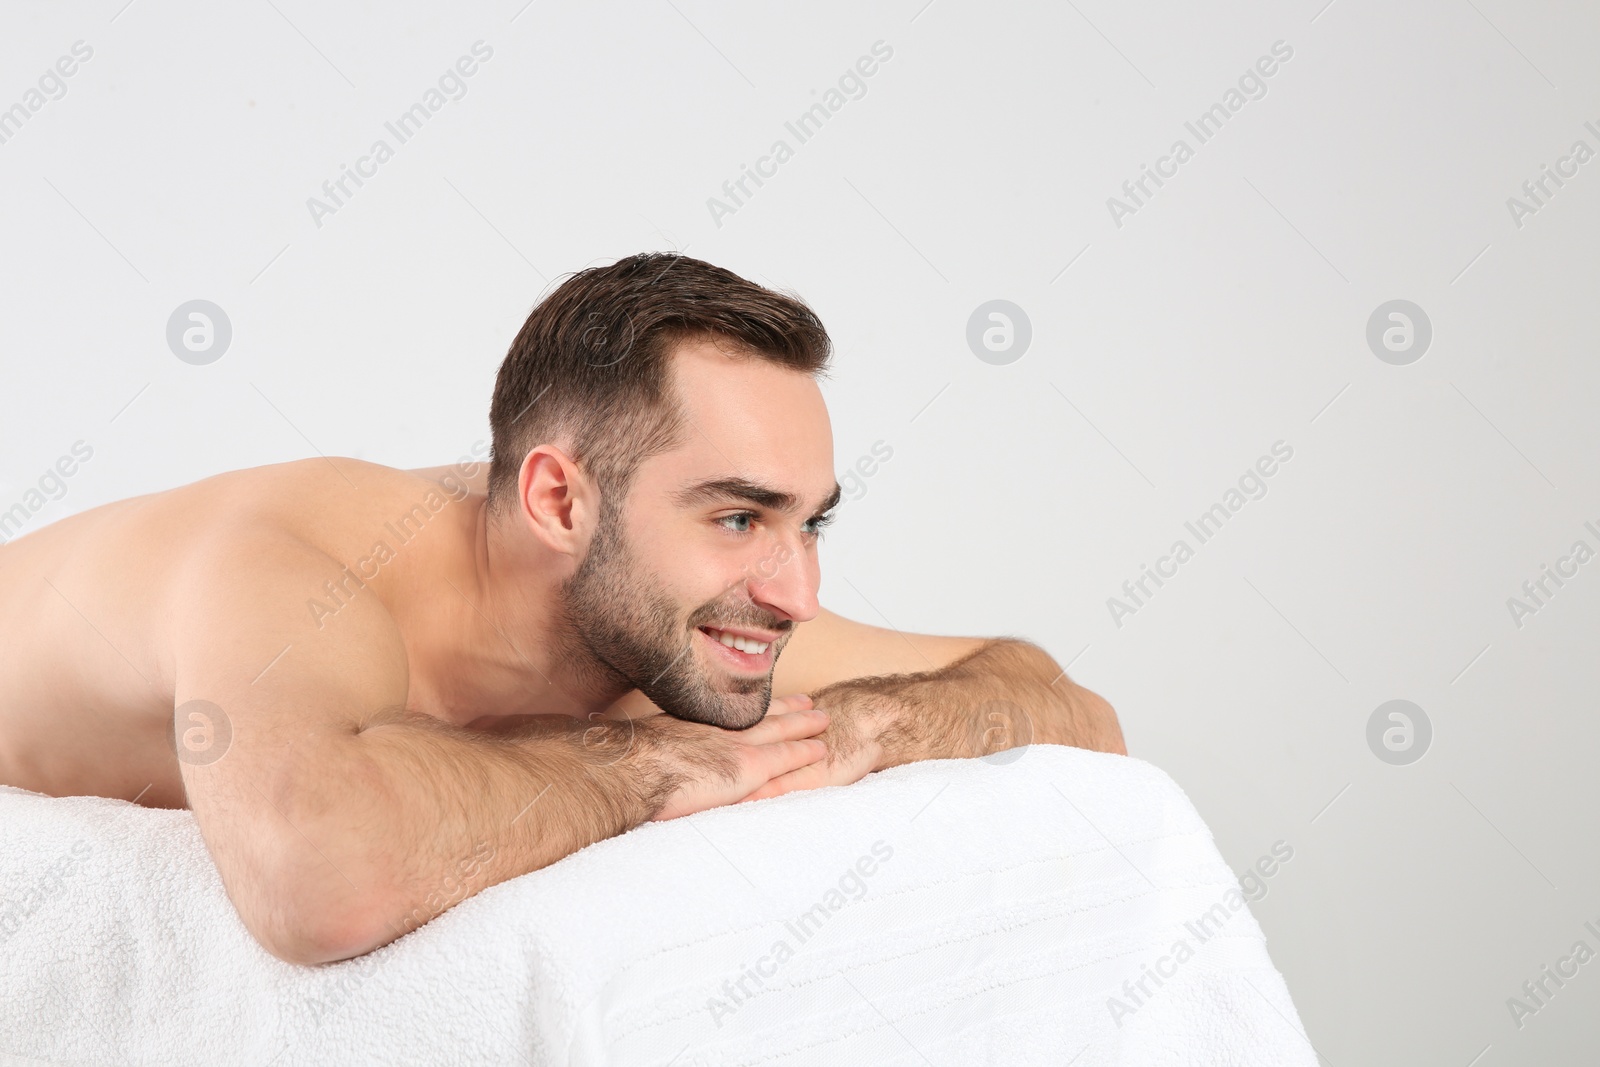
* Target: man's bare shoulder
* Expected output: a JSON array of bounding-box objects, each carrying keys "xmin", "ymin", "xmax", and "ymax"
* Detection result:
[
  {"xmin": 2, "ymin": 455, "xmax": 455, "ymax": 552},
  {"xmin": 156, "ymin": 456, "xmax": 489, "ymax": 624},
  {"xmin": 178, "ymin": 456, "xmax": 476, "ymax": 535},
  {"xmin": 139, "ymin": 456, "xmax": 481, "ymax": 568}
]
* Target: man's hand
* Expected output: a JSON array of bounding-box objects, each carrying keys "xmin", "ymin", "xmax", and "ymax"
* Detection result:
[
  {"xmin": 640, "ymin": 696, "xmax": 833, "ymax": 821},
  {"xmin": 736, "ymin": 691, "xmax": 895, "ymax": 803}
]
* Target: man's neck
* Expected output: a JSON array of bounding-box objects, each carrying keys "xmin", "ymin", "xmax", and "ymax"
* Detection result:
[{"xmin": 401, "ymin": 495, "xmax": 631, "ymax": 725}]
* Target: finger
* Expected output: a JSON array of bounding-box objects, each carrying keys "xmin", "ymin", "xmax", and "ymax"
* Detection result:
[
  {"xmin": 750, "ymin": 738, "xmax": 828, "ymax": 784},
  {"xmin": 742, "ymin": 708, "xmax": 829, "ymax": 745},
  {"xmin": 767, "ymin": 693, "xmax": 814, "ymax": 714},
  {"xmin": 742, "ymin": 762, "xmax": 828, "ymax": 802}
]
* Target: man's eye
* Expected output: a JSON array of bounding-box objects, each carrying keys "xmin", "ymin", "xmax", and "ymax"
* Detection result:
[
  {"xmin": 717, "ymin": 513, "xmax": 755, "ymax": 533},
  {"xmin": 804, "ymin": 512, "xmax": 836, "ymax": 536}
]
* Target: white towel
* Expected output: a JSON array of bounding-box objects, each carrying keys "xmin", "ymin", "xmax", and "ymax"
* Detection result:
[{"xmin": 0, "ymin": 746, "xmax": 1318, "ymax": 1065}]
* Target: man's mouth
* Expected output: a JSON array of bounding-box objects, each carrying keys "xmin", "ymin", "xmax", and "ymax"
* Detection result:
[{"xmin": 696, "ymin": 625, "xmax": 777, "ymax": 671}]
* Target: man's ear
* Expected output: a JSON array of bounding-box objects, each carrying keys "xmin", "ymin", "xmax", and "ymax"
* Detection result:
[{"xmin": 516, "ymin": 444, "xmax": 599, "ymax": 555}]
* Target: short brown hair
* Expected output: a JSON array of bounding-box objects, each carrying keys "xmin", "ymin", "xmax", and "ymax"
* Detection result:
[{"xmin": 486, "ymin": 253, "xmax": 832, "ymax": 517}]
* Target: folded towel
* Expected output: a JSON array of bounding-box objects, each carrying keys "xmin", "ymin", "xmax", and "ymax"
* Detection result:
[{"xmin": 0, "ymin": 746, "xmax": 1317, "ymax": 1065}]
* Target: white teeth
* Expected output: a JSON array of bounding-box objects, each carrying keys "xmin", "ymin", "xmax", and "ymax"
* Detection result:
[{"xmin": 708, "ymin": 628, "xmax": 768, "ymax": 655}]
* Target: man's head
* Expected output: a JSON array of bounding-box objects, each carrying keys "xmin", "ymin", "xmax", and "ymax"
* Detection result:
[{"xmin": 487, "ymin": 254, "xmax": 839, "ymax": 729}]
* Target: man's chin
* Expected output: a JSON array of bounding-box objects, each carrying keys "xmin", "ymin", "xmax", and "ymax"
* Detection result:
[
  {"xmin": 629, "ymin": 626, "xmax": 781, "ymax": 729},
  {"xmin": 654, "ymin": 683, "xmax": 771, "ymax": 731},
  {"xmin": 665, "ymin": 704, "xmax": 766, "ymax": 730}
]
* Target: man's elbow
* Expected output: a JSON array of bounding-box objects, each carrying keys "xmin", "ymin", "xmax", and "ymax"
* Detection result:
[
  {"xmin": 1078, "ymin": 686, "xmax": 1127, "ymax": 755},
  {"xmin": 230, "ymin": 845, "xmax": 405, "ymax": 965},
  {"xmin": 1007, "ymin": 640, "xmax": 1127, "ymax": 756},
  {"xmin": 244, "ymin": 890, "xmax": 391, "ymax": 966}
]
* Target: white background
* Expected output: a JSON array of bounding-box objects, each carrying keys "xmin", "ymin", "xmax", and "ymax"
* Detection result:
[{"xmin": 2, "ymin": 1, "xmax": 1597, "ymax": 1062}]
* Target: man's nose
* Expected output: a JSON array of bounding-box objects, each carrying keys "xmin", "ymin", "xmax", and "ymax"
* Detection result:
[{"xmin": 746, "ymin": 535, "xmax": 820, "ymax": 624}]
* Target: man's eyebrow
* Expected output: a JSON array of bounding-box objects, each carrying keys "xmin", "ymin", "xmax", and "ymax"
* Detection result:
[
  {"xmin": 814, "ymin": 482, "xmax": 842, "ymax": 516},
  {"xmin": 674, "ymin": 478, "xmax": 842, "ymax": 517}
]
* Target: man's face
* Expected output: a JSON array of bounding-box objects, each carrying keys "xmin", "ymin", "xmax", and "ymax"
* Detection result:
[{"xmin": 560, "ymin": 338, "xmax": 838, "ymax": 729}]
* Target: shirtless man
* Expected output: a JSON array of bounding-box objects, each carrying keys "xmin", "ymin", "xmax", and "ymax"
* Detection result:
[{"xmin": 0, "ymin": 253, "xmax": 1124, "ymax": 966}]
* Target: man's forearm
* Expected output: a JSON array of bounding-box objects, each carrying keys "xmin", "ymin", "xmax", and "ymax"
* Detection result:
[
  {"xmin": 810, "ymin": 639, "xmax": 1126, "ymax": 770},
  {"xmin": 278, "ymin": 712, "xmax": 661, "ymax": 962}
]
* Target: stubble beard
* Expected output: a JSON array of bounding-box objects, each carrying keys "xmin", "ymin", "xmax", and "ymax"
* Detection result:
[{"xmin": 558, "ymin": 503, "xmax": 780, "ymax": 730}]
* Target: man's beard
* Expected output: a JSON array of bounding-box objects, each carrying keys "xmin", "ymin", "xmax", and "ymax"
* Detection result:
[{"xmin": 558, "ymin": 502, "xmax": 787, "ymax": 730}]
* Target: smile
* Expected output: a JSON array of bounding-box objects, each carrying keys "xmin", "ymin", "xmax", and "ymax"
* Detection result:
[
  {"xmin": 701, "ymin": 626, "xmax": 771, "ymax": 654},
  {"xmin": 696, "ymin": 625, "xmax": 777, "ymax": 672}
]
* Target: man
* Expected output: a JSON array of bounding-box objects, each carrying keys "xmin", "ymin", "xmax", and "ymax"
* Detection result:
[{"xmin": 0, "ymin": 253, "xmax": 1123, "ymax": 966}]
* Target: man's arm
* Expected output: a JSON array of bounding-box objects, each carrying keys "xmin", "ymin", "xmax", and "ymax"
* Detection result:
[
  {"xmin": 812, "ymin": 636, "xmax": 1126, "ymax": 767},
  {"xmin": 172, "ymin": 530, "xmax": 828, "ymax": 964},
  {"xmin": 751, "ymin": 609, "xmax": 1124, "ymax": 799}
]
